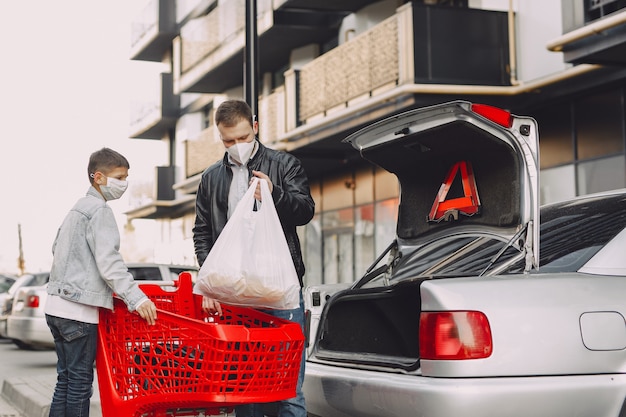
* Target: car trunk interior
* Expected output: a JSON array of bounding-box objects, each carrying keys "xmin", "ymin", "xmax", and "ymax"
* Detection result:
[
  {"xmin": 361, "ymin": 120, "xmax": 521, "ymax": 241},
  {"xmin": 315, "ymin": 279, "xmax": 425, "ymax": 370}
]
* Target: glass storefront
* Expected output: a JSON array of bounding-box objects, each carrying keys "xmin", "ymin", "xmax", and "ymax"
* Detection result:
[{"xmin": 535, "ymin": 86, "xmax": 626, "ymax": 205}]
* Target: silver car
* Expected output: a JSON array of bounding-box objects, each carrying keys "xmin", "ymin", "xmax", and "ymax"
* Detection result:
[
  {"xmin": 7, "ymin": 264, "xmax": 197, "ymax": 349},
  {"xmin": 8, "ymin": 283, "xmax": 53, "ymax": 349},
  {"xmin": 303, "ymin": 101, "xmax": 626, "ymax": 417},
  {"xmin": 0, "ymin": 272, "xmax": 49, "ymax": 340}
]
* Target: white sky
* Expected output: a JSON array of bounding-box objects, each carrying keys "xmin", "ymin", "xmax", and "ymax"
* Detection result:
[{"xmin": 0, "ymin": 1, "xmax": 165, "ymax": 273}]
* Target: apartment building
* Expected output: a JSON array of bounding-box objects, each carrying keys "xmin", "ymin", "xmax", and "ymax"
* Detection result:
[{"xmin": 124, "ymin": 0, "xmax": 626, "ymax": 285}]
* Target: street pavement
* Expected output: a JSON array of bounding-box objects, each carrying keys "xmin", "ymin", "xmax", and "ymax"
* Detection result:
[
  {"xmin": 0, "ymin": 371, "xmax": 239, "ymax": 417},
  {"xmin": 0, "ymin": 372, "xmax": 101, "ymax": 417}
]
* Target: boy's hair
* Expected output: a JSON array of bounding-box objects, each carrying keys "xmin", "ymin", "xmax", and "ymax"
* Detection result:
[
  {"xmin": 88, "ymin": 147, "xmax": 130, "ymax": 185},
  {"xmin": 215, "ymin": 99, "xmax": 253, "ymax": 128}
]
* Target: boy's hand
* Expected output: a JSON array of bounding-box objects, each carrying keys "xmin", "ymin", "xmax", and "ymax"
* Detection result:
[
  {"xmin": 136, "ymin": 300, "xmax": 157, "ymax": 325},
  {"xmin": 202, "ymin": 296, "xmax": 223, "ymax": 316}
]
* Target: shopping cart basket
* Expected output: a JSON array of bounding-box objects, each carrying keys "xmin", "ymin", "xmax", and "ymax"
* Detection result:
[{"xmin": 96, "ymin": 272, "xmax": 305, "ymax": 417}]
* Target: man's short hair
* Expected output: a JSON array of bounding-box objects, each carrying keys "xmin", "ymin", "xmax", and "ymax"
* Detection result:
[
  {"xmin": 215, "ymin": 99, "xmax": 253, "ymax": 128},
  {"xmin": 87, "ymin": 147, "xmax": 130, "ymax": 184}
]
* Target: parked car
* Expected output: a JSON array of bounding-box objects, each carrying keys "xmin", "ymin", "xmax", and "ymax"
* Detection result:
[
  {"xmin": 0, "ymin": 274, "xmax": 16, "ymax": 293},
  {"xmin": 303, "ymin": 101, "xmax": 626, "ymax": 417},
  {"xmin": 8, "ymin": 283, "xmax": 53, "ymax": 349},
  {"xmin": 6, "ymin": 264, "xmax": 197, "ymax": 350},
  {"xmin": 0, "ymin": 272, "xmax": 49, "ymax": 339},
  {"xmin": 125, "ymin": 263, "xmax": 198, "ymax": 283}
]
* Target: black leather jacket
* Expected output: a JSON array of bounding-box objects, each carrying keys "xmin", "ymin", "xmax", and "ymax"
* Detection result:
[{"xmin": 193, "ymin": 140, "xmax": 315, "ymax": 286}]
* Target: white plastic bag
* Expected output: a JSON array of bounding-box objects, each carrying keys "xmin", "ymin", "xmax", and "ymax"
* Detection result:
[{"xmin": 194, "ymin": 178, "xmax": 301, "ymax": 309}]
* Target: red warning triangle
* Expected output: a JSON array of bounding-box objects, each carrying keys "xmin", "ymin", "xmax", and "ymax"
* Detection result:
[{"xmin": 428, "ymin": 161, "xmax": 480, "ymax": 222}]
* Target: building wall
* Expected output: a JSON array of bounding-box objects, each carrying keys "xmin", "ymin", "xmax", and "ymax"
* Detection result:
[{"xmin": 127, "ymin": 0, "xmax": 626, "ymax": 285}]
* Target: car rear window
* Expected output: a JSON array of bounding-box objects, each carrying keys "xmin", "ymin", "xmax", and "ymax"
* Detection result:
[
  {"xmin": 0, "ymin": 276, "xmax": 15, "ymax": 293},
  {"xmin": 391, "ymin": 235, "xmax": 521, "ymax": 281},
  {"xmin": 128, "ymin": 267, "xmax": 162, "ymax": 281},
  {"xmin": 508, "ymin": 193, "xmax": 626, "ymax": 273},
  {"xmin": 168, "ymin": 267, "xmax": 197, "ymax": 281}
]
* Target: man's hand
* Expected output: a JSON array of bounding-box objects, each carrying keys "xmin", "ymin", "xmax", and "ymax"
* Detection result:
[
  {"xmin": 202, "ymin": 296, "xmax": 223, "ymax": 316},
  {"xmin": 136, "ymin": 299, "xmax": 157, "ymax": 325},
  {"xmin": 251, "ymin": 170, "xmax": 273, "ymax": 201}
]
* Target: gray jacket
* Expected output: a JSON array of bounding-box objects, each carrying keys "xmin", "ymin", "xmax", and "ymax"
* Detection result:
[{"xmin": 47, "ymin": 187, "xmax": 147, "ymax": 311}]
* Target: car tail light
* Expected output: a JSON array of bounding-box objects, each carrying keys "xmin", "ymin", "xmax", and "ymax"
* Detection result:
[
  {"xmin": 26, "ymin": 295, "xmax": 40, "ymax": 308},
  {"xmin": 420, "ymin": 311, "xmax": 492, "ymax": 360},
  {"xmin": 471, "ymin": 103, "xmax": 512, "ymax": 128}
]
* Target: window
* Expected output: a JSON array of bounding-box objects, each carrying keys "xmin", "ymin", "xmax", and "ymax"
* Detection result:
[
  {"xmin": 509, "ymin": 192, "xmax": 626, "ymax": 273},
  {"xmin": 540, "ymin": 165, "xmax": 576, "ymax": 204},
  {"xmin": 355, "ymin": 204, "xmax": 375, "ymax": 279},
  {"xmin": 128, "ymin": 267, "xmax": 161, "ymax": 281},
  {"xmin": 534, "ymin": 105, "xmax": 573, "ymax": 169},
  {"xmin": 575, "ymin": 90, "xmax": 623, "ymax": 160},
  {"xmin": 303, "ymin": 215, "xmax": 322, "ymax": 286},
  {"xmin": 322, "ymin": 208, "xmax": 355, "ymax": 284},
  {"xmin": 375, "ymin": 198, "xmax": 399, "ymax": 255},
  {"xmin": 538, "ymin": 87, "xmax": 626, "ymax": 204},
  {"xmin": 577, "ymin": 155, "xmax": 626, "ymax": 195},
  {"xmin": 586, "ymin": 0, "xmax": 626, "ymax": 22}
]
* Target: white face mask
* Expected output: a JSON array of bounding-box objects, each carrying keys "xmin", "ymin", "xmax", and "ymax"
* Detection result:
[
  {"xmin": 227, "ymin": 141, "xmax": 255, "ymax": 165},
  {"xmin": 101, "ymin": 177, "xmax": 128, "ymax": 201}
]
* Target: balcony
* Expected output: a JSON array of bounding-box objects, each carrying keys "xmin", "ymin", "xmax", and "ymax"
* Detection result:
[
  {"xmin": 274, "ymin": 0, "xmax": 382, "ymax": 11},
  {"xmin": 125, "ymin": 166, "xmax": 195, "ymax": 221},
  {"xmin": 549, "ymin": 2, "xmax": 626, "ymax": 65},
  {"xmin": 130, "ymin": 0, "xmax": 177, "ymax": 62},
  {"xmin": 296, "ymin": 4, "xmax": 509, "ymax": 122},
  {"xmin": 176, "ymin": 0, "xmax": 379, "ymax": 93},
  {"xmin": 184, "ymin": 126, "xmax": 224, "ymax": 178},
  {"xmin": 129, "ymin": 73, "xmax": 179, "ymax": 140},
  {"xmin": 178, "ymin": 3, "xmax": 511, "ymax": 181},
  {"xmin": 281, "ymin": 3, "xmax": 510, "ymax": 178}
]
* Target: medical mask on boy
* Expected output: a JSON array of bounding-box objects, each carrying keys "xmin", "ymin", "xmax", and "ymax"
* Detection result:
[
  {"xmin": 101, "ymin": 177, "xmax": 128, "ymax": 201},
  {"xmin": 227, "ymin": 140, "xmax": 255, "ymax": 165}
]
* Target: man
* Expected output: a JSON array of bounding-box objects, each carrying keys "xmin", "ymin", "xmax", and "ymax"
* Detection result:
[{"xmin": 193, "ymin": 99, "xmax": 315, "ymax": 417}]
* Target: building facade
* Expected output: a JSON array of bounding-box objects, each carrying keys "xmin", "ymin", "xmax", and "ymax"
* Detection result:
[{"xmin": 124, "ymin": 0, "xmax": 626, "ymax": 286}]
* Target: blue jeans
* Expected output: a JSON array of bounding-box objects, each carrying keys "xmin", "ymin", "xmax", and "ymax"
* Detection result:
[
  {"xmin": 46, "ymin": 315, "xmax": 97, "ymax": 417},
  {"xmin": 235, "ymin": 294, "xmax": 307, "ymax": 417}
]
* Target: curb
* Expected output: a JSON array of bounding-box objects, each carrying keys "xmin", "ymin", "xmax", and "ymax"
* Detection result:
[
  {"xmin": 0, "ymin": 384, "xmax": 23, "ymax": 417},
  {"xmin": 1, "ymin": 374, "xmax": 101, "ymax": 417},
  {"xmin": 2, "ymin": 377, "xmax": 51, "ymax": 417}
]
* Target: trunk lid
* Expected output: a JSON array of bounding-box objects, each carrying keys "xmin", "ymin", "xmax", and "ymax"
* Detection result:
[{"xmin": 344, "ymin": 100, "xmax": 540, "ymax": 275}]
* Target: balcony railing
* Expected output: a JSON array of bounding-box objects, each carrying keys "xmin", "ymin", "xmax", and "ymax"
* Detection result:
[
  {"xmin": 185, "ymin": 126, "xmax": 224, "ymax": 178},
  {"xmin": 129, "ymin": 73, "xmax": 179, "ymax": 140},
  {"xmin": 299, "ymin": 16, "xmax": 399, "ymax": 122},
  {"xmin": 180, "ymin": 1, "xmax": 245, "ymax": 73},
  {"xmin": 130, "ymin": 0, "xmax": 177, "ymax": 62},
  {"xmin": 258, "ymin": 86, "xmax": 286, "ymax": 144}
]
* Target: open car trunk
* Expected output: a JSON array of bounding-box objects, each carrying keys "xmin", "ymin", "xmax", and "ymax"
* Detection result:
[
  {"xmin": 314, "ymin": 278, "xmax": 425, "ymax": 370},
  {"xmin": 308, "ymin": 101, "xmax": 539, "ymax": 370}
]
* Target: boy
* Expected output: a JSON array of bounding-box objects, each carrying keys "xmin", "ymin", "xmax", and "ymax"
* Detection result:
[{"xmin": 45, "ymin": 147, "xmax": 157, "ymax": 417}]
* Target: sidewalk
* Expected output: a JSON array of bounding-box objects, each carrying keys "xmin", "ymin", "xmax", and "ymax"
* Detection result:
[
  {"xmin": 0, "ymin": 373, "xmax": 101, "ymax": 417},
  {"xmin": 0, "ymin": 372, "xmax": 237, "ymax": 417}
]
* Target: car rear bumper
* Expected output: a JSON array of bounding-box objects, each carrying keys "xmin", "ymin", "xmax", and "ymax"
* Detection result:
[
  {"xmin": 0, "ymin": 318, "xmax": 8, "ymax": 338},
  {"xmin": 7, "ymin": 316, "xmax": 54, "ymax": 347},
  {"xmin": 304, "ymin": 362, "xmax": 626, "ymax": 417}
]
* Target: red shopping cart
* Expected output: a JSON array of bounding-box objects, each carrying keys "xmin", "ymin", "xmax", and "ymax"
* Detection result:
[{"xmin": 96, "ymin": 272, "xmax": 305, "ymax": 417}]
